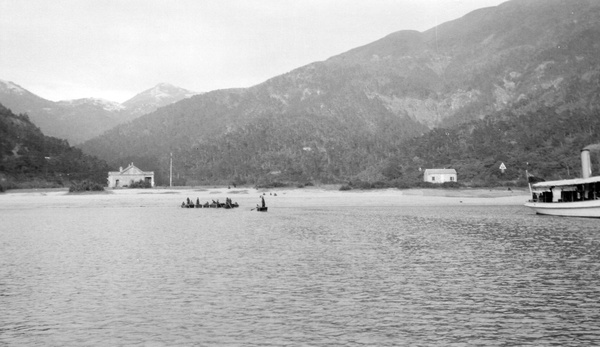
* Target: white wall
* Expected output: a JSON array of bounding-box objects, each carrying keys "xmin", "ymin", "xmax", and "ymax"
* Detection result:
[{"xmin": 425, "ymin": 173, "xmax": 457, "ymax": 183}]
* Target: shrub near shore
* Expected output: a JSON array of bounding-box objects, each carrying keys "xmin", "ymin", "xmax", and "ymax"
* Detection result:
[
  {"xmin": 69, "ymin": 180, "xmax": 104, "ymax": 192},
  {"xmin": 340, "ymin": 180, "xmax": 463, "ymax": 191},
  {"xmin": 128, "ymin": 179, "xmax": 152, "ymax": 188},
  {"xmin": 252, "ymin": 178, "xmax": 520, "ymax": 192}
]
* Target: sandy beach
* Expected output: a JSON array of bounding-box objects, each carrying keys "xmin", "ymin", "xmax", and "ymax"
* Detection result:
[{"xmin": 0, "ymin": 186, "xmax": 530, "ymax": 210}]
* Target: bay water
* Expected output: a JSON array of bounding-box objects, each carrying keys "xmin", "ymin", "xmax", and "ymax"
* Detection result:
[{"xmin": 1, "ymin": 189, "xmax": 599, "ymax": 346}]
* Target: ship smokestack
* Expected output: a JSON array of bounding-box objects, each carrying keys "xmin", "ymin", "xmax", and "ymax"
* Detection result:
[
  {"xmin": 581, "ymin": 144, "xmax": 600, "ymax": 178},
  {"xmin": 581, "ymin": 149, "xmax": 592, "ymax": 179}
]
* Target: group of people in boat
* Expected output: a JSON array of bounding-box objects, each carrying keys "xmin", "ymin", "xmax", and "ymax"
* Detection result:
[
  {"xmin": 531, "ymin": 183, "xmax": 600, "ymax": 203},
  {"xmin": 181, "ymin": 197, "xmax": 239, "ymax": 208},
  {"xmin": 179, "ymin": 192, "xmax": 274, "ymax": 211}
]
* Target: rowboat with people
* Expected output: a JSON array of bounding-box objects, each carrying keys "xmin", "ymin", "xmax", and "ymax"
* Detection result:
[
  {"xmin": 181, "ymin": 197, "xmax": 239, "ymax": 209},
  {"xmin": 250, "ymin": 195, "xmax": 268, "ymax": 212}
]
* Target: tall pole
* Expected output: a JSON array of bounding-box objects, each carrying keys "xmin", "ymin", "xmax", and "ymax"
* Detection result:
[
  {"xmin": 526, "ymin": 169, "xmax": 532, "ymax": 196},
  {"xmin": 170, "ymin": 152, "xmax": 173, "ymax": 188}
]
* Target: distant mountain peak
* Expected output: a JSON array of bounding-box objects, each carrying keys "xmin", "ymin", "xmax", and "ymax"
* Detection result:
[
  {"xmin": 0, "ymin": 79, "xmax": 201, "ymax": 144},
  {"xmin": 0, "ymin": 79, "xmax": 28, "ymax": 95},
  {"xmin": 148, "ymin": 83, "xmax": 181, "ymax": 99},
  {"xmin": 121, "ymin": 83, "xmax": 199, "ymax": 116},
  {"xmin": 147, "ymin": 82, "xmax": 198, "ymax": 98}
]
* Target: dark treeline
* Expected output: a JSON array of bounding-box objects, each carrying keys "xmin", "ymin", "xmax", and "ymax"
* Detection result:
[
  {"xmin": 141, "ymin": 106, "xmax": 600, "ymax": 188},
  {"xmin": 138, "ymin": 109, "xmax": 425, "ymax": 187},
  {"xmin": 4, "ymin": 97, "xmax": 598, "ymax": 189},
  {"xmin": 393, "ymin": 107, "xmax": 600, "ymax": 186},
  {"xmin": 0, "ymin": 104, "xmax": 110, "ymax": 191}
]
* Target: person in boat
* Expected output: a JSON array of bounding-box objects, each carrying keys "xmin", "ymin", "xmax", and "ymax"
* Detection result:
[
  {"xmin": 181, "ymin": 201, "xmax": 185, "ymax": 208},
  {"xmin": 260, "ymin": 195, "xmax": 265, "ymax": 208}
]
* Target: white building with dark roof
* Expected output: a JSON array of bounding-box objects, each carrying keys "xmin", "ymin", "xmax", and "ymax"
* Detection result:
[
  {"xmin": 107, "ymin": 163, "xmax": 154, "ymax": 188},
  {"xmin": 423, "ymin": 169, "xmax": 457, "ymax": 184}
]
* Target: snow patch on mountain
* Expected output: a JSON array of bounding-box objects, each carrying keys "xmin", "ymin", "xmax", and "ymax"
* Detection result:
[
  {"xmin": 58, "ymin": 98, "xmax": 126, "ymax": 112},
  {"xmin": 0, "ymin": 80, "xmax": 27, "ymax": 95},
  {"xmin": 121, "ymin": 83, "xmax": 200, "ymax": 116},
  {"xmin": 145, "ymin": 83, "xmax": 199, "ymax": 100}
]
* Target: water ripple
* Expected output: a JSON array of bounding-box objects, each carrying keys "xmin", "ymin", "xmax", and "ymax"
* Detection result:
[{"xmin": 1, "ymin": 203, "xmax": 599, "ymax": 346}]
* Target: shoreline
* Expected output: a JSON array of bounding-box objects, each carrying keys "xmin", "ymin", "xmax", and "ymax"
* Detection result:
[
  {"xmin": 2, "ymin": 185, "xmax": 528, "ymax": 198},
  {"xmin": 0, "ymin": 186, "xmax": 530, "ymax": 210}
]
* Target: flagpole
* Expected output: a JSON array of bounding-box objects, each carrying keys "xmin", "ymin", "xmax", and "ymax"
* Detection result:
[
  {"xmin": 170, "ymin": 152, "xmax": 173, "ymax": 188},
  {"xmin": 526, "ymin": 169, "xmax": 532, "ymax": 196}
]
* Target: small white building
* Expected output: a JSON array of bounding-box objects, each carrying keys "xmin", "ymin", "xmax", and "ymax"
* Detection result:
[
  {"xmin": 107, "ymin": 163, "xmax": 154, "ymax": 188},
  {"xmin": 423, "ymin": 169, "xmax": 457, "ymax": 184}
]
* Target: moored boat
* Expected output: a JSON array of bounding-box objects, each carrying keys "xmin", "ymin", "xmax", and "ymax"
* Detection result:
[
  {"xmin": 255, "ymin": 195, "xmax": 268, "ymax": 212},
  {"xmin": 525, "ymin": 145, "xmax": 600, "ymax": 218}
]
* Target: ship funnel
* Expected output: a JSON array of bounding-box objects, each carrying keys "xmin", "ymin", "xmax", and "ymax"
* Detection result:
[
  {"xmin": 581, "ymin": 144, "xmax": 600, "ymax": 178},
  {"xmin": 581, "ymin": 149, "xmax": 592, "ymax": 179}
]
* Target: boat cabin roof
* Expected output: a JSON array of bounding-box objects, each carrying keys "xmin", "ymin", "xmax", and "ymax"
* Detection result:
[{"xmin": 532, "ymin": 176, "xmax": 600, "ymax": 189}]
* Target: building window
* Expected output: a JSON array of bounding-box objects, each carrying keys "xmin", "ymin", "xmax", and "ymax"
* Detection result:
[
  {"xmin": 450, "ymin": 177, "xmax": 454, "ymax": 181},
  {"xmin": 431, "ymin": 176, "xmax": 435, "ymax": 181}
]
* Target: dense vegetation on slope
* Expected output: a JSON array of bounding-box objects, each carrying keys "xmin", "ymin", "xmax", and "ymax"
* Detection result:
[
  {"xmin": 390, "ymin": 107, "xmax": 600, "ymax": 186},
  {"xmin": 81, "ymin": 88, "xmax": 428, "ymax": 185},
  {"xmin": 0, "ymin": 104, "xmax": 109, "ymax": 190},
  {"xmin": 78, "ymin": 0, "xmax": 600, "ymax": 187},
  {"xmin": 79, "ymin": 102, "xmax": 600, "ymax": 188}
]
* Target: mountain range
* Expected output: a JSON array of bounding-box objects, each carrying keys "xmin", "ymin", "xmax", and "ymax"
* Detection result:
[
  {"xmin": 0, "ymin": 81, "xmax": 198, "ymax": 144},
  {"xmin": 3, "ymin": 0, "xmax": 600, "ymax": 187},
  {"xmin": 75, "ymin": 0, "xmax": 600, "ymax": 186}
]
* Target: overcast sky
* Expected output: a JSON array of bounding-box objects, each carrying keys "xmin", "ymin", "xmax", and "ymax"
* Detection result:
[{"xmin": 1, "ymin": 0, "xmax": 508, "ymax": 103}]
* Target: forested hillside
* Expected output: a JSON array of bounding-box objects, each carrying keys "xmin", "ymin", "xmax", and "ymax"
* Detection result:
[
  {"xmin": 390, "ymin": 107, "xmax": 600, "ymax": 186},
  {"xmin": 79, "ymin": 0, "xmax": 600, "ymax": 186},
  {"xmin": 0, "ymin": 104, "xmax": 109, "ymax": 190}
]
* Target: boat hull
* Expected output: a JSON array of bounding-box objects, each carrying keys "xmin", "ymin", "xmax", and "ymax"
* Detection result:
[{"xmin": 524, "ymin": 200, "xmax": 600, "ymax": 218}]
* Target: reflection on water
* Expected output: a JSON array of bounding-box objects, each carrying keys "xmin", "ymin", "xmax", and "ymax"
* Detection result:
[{"xmin": 1, "ymin": 196, "xmax": 599, "ymax": 346}]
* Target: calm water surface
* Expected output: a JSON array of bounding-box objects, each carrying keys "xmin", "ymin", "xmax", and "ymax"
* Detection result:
[{"xmin": 1, "ymin": 193, "xmax": 599, "ymax": 346}]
